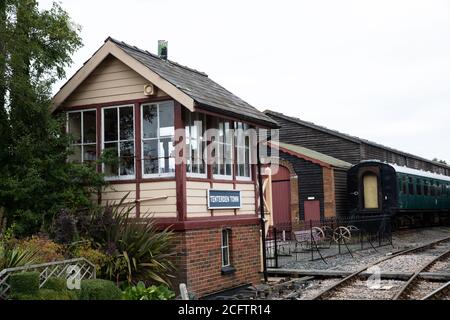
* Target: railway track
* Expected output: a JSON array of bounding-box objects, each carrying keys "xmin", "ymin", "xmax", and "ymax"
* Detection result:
[
  {"xmin": 421, "ymin": 281, "xmax": 449, "ymax": 300},
  {"xmin": 311, "ymin": 235, "xmax": 450, "ymax": 300},
  {"xmin": 393, "ymin": 249, "xmax": 450, "ymax": 300}
]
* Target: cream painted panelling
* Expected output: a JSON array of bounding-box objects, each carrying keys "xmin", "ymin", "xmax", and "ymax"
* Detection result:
[
  {"xmin": 139, "ymin": 181, "xmax": 177, "ymax": 218},
  {"xmin": 63, "ymin": 56, "xmax": 168, "ymax": 108}
]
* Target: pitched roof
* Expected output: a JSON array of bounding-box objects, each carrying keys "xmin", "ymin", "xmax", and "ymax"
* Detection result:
[
  {"xmin": 264, "ymin": 110, "xmax": 450, "ymax": 170},
  {"xmin": 269, "ymin": 141, "xmax": 352, "ymax": 169},
  {"xmin": 52, "ymin": 37, "xmax": 278, "ymax": 128}
]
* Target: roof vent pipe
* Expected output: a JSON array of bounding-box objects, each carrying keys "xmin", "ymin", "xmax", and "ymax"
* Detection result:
[{"xmin": 158, "ymin": 40, "xmax": 168, "ymax": 60}]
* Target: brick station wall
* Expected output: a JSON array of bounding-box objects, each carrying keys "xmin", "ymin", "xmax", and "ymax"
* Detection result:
[{"xmin": 171, "ymin": 223, "xmax": 262, "ymax": 298}]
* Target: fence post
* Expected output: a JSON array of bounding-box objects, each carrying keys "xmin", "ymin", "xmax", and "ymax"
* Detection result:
[
  {"xmin": 337, "ymin": 218, "xmax": 341, "ymax": 254},
  {"xmin": 378, "ymin": 230, "xmax": 382, "ymax": 247},
  {"xmin": 360, "ymin": 230, "xmax": 363, "ymax": 250},
  {"xmin": 310, "ymin": 220, "xmax": 314, "ymax": 261},
  {"xmin": 273, "ymin": 227, "xmax": 278, "ymax": 268}
]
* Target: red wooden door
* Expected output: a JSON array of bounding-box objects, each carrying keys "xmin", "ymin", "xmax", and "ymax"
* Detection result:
[
  {"xmin": 304, "ymin": 200, "xmax": 321, "ymax": 223},
  {"xmin": 271, "ymin": 165, "xmax": 291, "ymax": 232}
]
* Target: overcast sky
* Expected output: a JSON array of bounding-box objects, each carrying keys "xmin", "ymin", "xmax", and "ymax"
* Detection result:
[{"xmin": 40, "ymin": 0, "xmax": 450, "ymax": 163}]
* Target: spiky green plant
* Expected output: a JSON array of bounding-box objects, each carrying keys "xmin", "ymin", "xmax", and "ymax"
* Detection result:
[
  {"xmin": 0, "ymin": 243, "xmax": 38, "ymax": 269},
  {"xmin": 91, "ymin": 195, "xmax": 175, "ymax": 286}
]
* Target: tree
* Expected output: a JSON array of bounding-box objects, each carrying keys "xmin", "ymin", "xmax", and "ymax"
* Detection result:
[
  {"xmin": 0, "ymin": 0, "xmax": 106, "ymax": 236},
  {"xmin": 432, "ymin": 158, "xmax": 447, "ymax": 165}
]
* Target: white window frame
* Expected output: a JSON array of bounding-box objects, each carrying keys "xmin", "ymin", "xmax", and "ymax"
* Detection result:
[
  {"xmin": 101, "ymin": 104, "xmax": 136, "ymax": 181},
  {"xmin": 186, "ymin": 112, "xmax": 207, "ymax": 178},
  {"xmin": 141, "ymin": 101, "xmax": 176, "ymax": 179},
  {"xmin": 213, "ymin": 121, "xmax": 233, "ymax": 180},
  {"xmin": 235, "ymin": 122, "xmax": 252, "ymax": 181},
  {"xmin": 66, "ymin": 109, "xmax": 97, "ymax": 164},
  {"xmin": 221, "ymin": 229, "xmax": 231, "ymax": 268}
]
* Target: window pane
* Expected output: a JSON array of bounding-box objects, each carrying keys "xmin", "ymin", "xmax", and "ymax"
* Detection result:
[
  {"xmin": 68, "ymin": 112, "xmax": 81, "ymax": 144},
  {"xmin": 104, "ymin": 108, "xmax": 118, "ymax": 142},
  {"xmin": 119, "ymin": 141, "xmax": 134, "ymax": 176},
  {"xmin": 120, "ymin": 106, "xmax": 134, "ymax": 141},
  {"xmin": 83, "ymin": 145, "xmax": 97, "ymax": 163},
  {"xmin": 159, "ymin": 137, "xmax": 174, "ymax": 173},
  {"xmin": 222, "ymin": 230, "xmax": 228, "ymax": 245},
  {"xmin": 68, "ymin": 145, "xmax": 82, "ymax": 163},
  {"xmin": 142, "ymin": 105, "xmax": 158, "ymax": 139},
  {"xmin": 103, "ymin": 142, "xmax": 118, "ymax": 176},
  {"xmin": 83, "ymin": 111, "xmax": 96, "ymax": 143},
  {"xmin": 222, "ymin": 248, "xmax": 229, "ymax": 267},
  {"xmin": 159, "ymin": 102, "xmax": 174, "ymax": 137},
  {"xmin": 143, "ymin": 140, "xmax": 159, "ymax": 174}
]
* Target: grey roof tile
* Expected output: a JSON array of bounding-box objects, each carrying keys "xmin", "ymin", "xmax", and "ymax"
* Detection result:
[{"xmin": 109, "ymin": 38, "xmax": 278, "ymax": 128}]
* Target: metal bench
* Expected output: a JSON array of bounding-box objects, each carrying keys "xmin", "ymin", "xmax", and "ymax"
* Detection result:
[{"xmin": 292, "ymin": 229, "xmax": 323, "ymax": 251}]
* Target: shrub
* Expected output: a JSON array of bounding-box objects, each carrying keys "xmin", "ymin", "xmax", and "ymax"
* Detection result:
[
  {"xmin": 79, "ymin": 279, "xmax": 122, "ymax": 300},
  {"xmin": 41, "ymin": 277, "xmax": 67, "ymax": 291},
  {"xmin": 13, "ymin": 288, "xmax": 78, "ymax": 300},
  {"xmin": 9, "ymin": 272, "xmax": 39, "ymax": 295},
  {"xmin": 53, "ymin": 209, "xmax": 78, "ymax": 244},
  {"xmin": 92, "ymin": 197, "xmax": 175, "ymax": 285},
  {"xmin": 17, "ymin": 236, "xmax": 64, "ymax": 263},
  {"xmin": 122, "ymin": 281, "xmax": 175, "ymax": 300},
  {"xmin": 0, "ymin": 244, "xmax": 38, "ymax": 269},
  {"xmin": 71, "ymin": 241, "xmax": 108, "ymax": 276}
]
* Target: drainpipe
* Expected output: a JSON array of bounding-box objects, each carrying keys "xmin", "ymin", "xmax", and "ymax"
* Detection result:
[{"xmin": 257, "ymin": 136, "xmax": 268, "ymax": 283}]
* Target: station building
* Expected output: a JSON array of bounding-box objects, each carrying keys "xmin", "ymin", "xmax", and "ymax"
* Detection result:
[{"xmin": 51, "ymin": 37, "xmax": 278, "ymax": 297}]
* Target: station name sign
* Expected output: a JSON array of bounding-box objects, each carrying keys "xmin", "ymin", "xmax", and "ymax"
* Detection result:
[{"xmin": 207, "ymin": 189, "xmax": 241, "ymax": 209}]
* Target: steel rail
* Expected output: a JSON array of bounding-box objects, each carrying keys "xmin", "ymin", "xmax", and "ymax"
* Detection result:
[
  {"xmin": 311, "ymin": 235, "xmax": 450, "ymax": 300},
  {"xmin": 421, "ymin": 281, "xmax": 449, "ymax": 300},
  {"xmin": 393, "ymin": 249, "xmax": 450, "ymax": 300}
]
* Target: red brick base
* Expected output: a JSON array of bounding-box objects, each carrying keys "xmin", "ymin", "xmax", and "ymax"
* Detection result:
[{"xmin": 171, "ymin": 223, "xmax": 262, "ymax": 298}]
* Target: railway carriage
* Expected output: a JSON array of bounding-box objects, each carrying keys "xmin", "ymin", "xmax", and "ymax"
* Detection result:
[{"xmin": 347, "ymin": 160, "xmax": 450, "ymax": 227}]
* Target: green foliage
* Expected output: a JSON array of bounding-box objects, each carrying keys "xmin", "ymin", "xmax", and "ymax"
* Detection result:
[
  {"xmin": 122, "ymin": 281, "xmax": 175, "ymax": 300},
  {"xmin": 0, "ymin": 241, "xmax": 38, "ymax": 269},
  {"xmin": 432, "ymin": 158, "xmax": 447, "ymax": 165},
  {"xmin": 70, "ymin": 241, "xmax": 108, "ymax": 276},
  {"xmin": 79, "ymin": 279, "xmax": 122, "ymax": 300},
  {"xmin": 12, "ymin": 276, "xmax": 79, "ymax": 300},
  {"xmin": 0, "ymin": 0, "xmax": 106, "ymax": 237},
  {"xmin": 12, "ymin": 288, "xmax": 78, "ymax": 300},
  {"xmin": 17, "ymin": 235, "xmax": 64, "ymax": 263},
  {"xmin": 41, "ymin": 277, "xmax": 66, "ymax": 291},
  {"xmin": 9, "ymin": 272, "xmax": 39, "ymax": 295},
  {"xmin": 91, "ymin": 197, "xmax": 175, "ymax": 285}
]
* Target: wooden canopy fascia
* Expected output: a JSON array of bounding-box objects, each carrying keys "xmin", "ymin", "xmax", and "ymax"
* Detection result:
[{"xmin": 51, "ymin": 40, "xmax": 195, "ymax": 113}]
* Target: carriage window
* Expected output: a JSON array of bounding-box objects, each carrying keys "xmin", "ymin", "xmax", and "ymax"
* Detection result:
[
  {"xmin": 402, "ymin": 176, "xmax": 407, "ymax": 194},
  {"xmin": 416, "ymin": 179, "xmax": 422, "ymax": 196},
  {"xmin": 363, "ymin": 173, "xmax": 378, "ymax": 209},
  {"xmin": 424, "ymin": 180, "xmax": 429, "ymax": 196},
  {"xmin": 408, "ymin": 177, "xmax": 414, "ymax": 195},
  {"xmin": 430, "ymin": 182, "xmax": 436, "ymax": 196},
  {"xmin": 436, "ymin": 183, "xmax": 441, "ymax": 197}
]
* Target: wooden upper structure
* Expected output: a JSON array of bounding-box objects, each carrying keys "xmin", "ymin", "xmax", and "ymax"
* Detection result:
[{"xmin": 265, "ymin": 110, "xmax": 450, "ymax": 175}]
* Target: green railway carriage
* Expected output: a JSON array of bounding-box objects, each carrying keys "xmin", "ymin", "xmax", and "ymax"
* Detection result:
[
  {"xmin": 348, "ymin": 160, "xmax": 450, "ymax": 226},
  {"xmin": 397, "ymin": 169, "xmax": 450, "ymax": 211}
]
